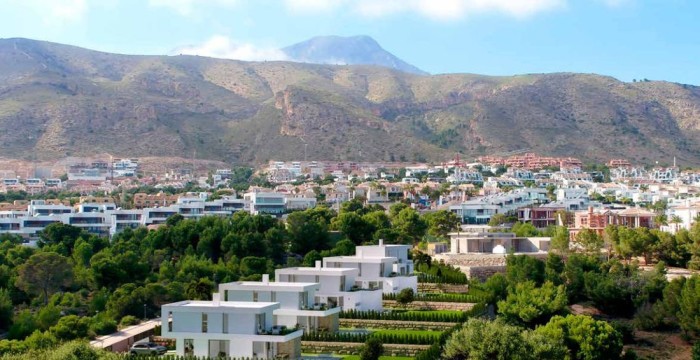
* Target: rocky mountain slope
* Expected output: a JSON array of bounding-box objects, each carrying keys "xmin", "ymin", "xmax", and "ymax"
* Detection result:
[
  {"xmin": 282, "ymin": 35, "xmax": 427, "ymax": 75},
  {"xmin": 1, "ymin": 38, "xmax": 700, "ymax": 165}
]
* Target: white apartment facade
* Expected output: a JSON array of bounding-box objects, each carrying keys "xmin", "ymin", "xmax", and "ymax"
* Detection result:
[
  {"xmin": 275, "ymin": 263, "xmax": 382, "ymax": 312},
  {"xmin": 161, "ymin": 300, "xmax": 303, "ymax": 359},
  {"xmin": 217, "ymin": 275, "xmax": 341, "ymax": 333},
  {"xmin": 323, "ymin": 241, "xmax": 417, "ymax": 295}
]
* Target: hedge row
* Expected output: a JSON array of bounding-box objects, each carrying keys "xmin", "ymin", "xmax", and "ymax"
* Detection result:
[
  {"xmin": 383, "ymin": 292, "xmax": 486, "ymax": 303},
  {"xmin": 339, "ymin": 309, "xmax": 468, "ymax": 323},
  {"xmin": 301, "ymin": 331, "xmax": 439, "ymax": 345}
]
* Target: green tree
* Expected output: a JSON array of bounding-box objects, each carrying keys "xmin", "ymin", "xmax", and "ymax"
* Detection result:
[
  {"xmin": 443, "ymin": 318, "xmax": 532, "ymax": 360},
  {"xmin": 359, "ymin": 337, "xmax": 384, "ymax": 360},
  {"xmin": 550, "ymin": 226, "xmax": 570, "ymax": 254},
  {"xmin": 506, "ymin": 254, "xmax": 545, "ymax": 286},
  {"xmin": 575, "ymin": 229, "xmax": 603, "ymax": 255},
  {"xmin": 498, "ymin": 281, "xmax": 568, "ymax": 327},
  {"xmin": 678, "ymin": 275, "xmax": 700, "ymax": 338},
  {"xmin": 16, "ymin": 252, "xmax": 74, "ymax": 305},
  {"xmin": 395, "ymin": 288, "xmax": 415, "ymax": 307},
  {"xmin": 392, "ymin": 207, "xmax": 427, "ymax": 244},
  {"xmin": 536, "ymin": 314, "xmax": 623, "ymax": 360},
  {"xmin": 38, "ymin": 223, "xmax": 84, "ymax": 256},
  {"xmin": 332, "ymin": 212, "xmax": 374, "ymax": 245},
  {"xmin": 423, "ymin": 210, "xmax": 460, "ymax": 238},
  {"xmin": 35, "ymin": 304, "xmax": 61, "ymax": 331},
  {"xmin": 287, "ymin": 210, "xmax": 329, "ymax": 254},
  {"xmin": 8, "ymin": 310, "xmax": 36, "ymax": 340},
  {"xmin": 49, "ymin": 315, "xmax": 90, "ymax": 341},
  {"xmin": 0, "ymin": 288, "xmax": 12, "ymax": 330},
  {"xmin": 488, "ymin": 213, "xmax": 508, "ymax": 226},
  {"xmin": 512, "ymin": 222, "xmax": 540, "ymax": 237}
]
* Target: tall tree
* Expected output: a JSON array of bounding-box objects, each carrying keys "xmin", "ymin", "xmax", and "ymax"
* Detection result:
[
  {"xmin": 423, "ymin": 210, "xmax": 460, "ymax": 238},
  {"xmin": 16, "ymin": 252, "xmax": 73, "ymax": 305}
]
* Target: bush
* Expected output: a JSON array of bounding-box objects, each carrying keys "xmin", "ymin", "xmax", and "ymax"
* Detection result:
[
  {"xmin": 395, "ymin": 288, "xmax": 415, "ymax": 307},
  {"xmin": 119, "ymin": 315, "xmax": 140, "ymax": 327},
  {"xmin": 90, "ymin": 316, "xmax": 118, "ymax": 336},
  {"xmin": 693, "ymin": 341, "xmax": 700, "ymax": 360},
  {"xmin": 360, "ymin": 337, "xmax": 384, "ymax": 360}
]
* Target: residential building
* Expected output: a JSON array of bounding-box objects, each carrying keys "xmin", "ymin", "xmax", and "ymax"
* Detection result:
[
  {"xmin": 161, "ymin": 300, "xmax": 303, "ymax": 359},
  {"xmin": 218, "ymin": 275, "xmax": 341, "ymax": 333},
  {"xmin": 449, "ymin": 231, "xmax": 550, "ymax": 253},
  {"xmin": 275, "ymin": 263, "xmax": 382, "ymax": 311},
  {"xmin": 323, "ymin": 240, "xmax": 417, "ymax": 295}
]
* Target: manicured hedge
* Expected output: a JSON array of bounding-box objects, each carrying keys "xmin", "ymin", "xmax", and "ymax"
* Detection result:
[
  {"xmin": 383, "ymin": 292, "xmax": 486, "ymax": 303},
  {"xmin": 340, "ymin": 309, "xmax": 468, "ymax": 323},
  {"xmin": 302, "ymin": 331, "xmax": 439, "ymax": 345},
  {"xmin": 416, "ymin": 262, "xmax": 468, "ymax": 284}
]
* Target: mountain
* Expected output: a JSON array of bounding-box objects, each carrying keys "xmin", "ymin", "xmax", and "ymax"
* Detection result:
[
  {"xmin": 282, "ymin": 35, "xmax": 428, "ymax": 75},
  {"xmin": 1, "ymin": 37, "xmax": 700, "ymax": 166}
]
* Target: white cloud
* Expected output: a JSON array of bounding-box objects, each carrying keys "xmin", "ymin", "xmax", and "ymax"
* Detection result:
[
  {"xmin": 175, "ymin": 35, "xmax": 289, "ymax": 61},
  {"xmin": 7, "ymin": 0, "xmax": 89, "ymax": 24},
  {"xmin": 148, "ymin": 0, "xmax": 239, "ymax": 17},
  {"xmin": 283, "ymin": 0, "xmax": 565, "ymax": 20}
]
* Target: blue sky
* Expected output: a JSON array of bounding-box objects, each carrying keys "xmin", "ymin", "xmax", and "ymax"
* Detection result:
[{"xmin": 1, "ymin": 0, "xmax": 698, "ymax": 84}]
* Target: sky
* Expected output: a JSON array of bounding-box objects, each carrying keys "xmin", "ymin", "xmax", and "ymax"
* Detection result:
[{"xmin": 1, "ymin": 0, "xmax": 698, "ymax": 85}]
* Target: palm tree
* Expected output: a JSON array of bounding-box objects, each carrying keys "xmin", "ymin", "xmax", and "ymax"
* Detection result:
[{"xmin": 671, "ymin": 215, "xmax": 683, "ymax": 232}]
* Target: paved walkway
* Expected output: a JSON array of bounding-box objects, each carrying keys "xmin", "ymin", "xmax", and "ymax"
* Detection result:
[{"xmin": 90, "ymin": 319, "xmax": 161, "ymax": 350}]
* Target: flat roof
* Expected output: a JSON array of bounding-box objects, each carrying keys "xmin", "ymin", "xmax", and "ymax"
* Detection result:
[
  {"xmin": 220, "ymin": 281, "xmax": 319, "ymax": 291},
  {"xmin": 276, "ymin": 267, "xmax": 357, "ymax": 275},
  {"xmin": 163, "ymin": 300, "xmax": 277, "ymax": 310},
  {"xmin": 324, "ymin": 256, "xmax": 395, "ymax": 263}
]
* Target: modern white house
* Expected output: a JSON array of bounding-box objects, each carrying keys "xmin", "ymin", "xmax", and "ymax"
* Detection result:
[
  {"xmin": 161, "ymin": 299, "xmax": 303, "ymax": 359},
  {"xmin": 323, "ymin": 241, "xmax": 417, "ymax": 295},
  {"xmin": 217, "ymin": 275, "xmax": 341, "ymax": 333},
  {"xmin": 275, "ymin": 263, "xmax": 382, "ymax": 312}
]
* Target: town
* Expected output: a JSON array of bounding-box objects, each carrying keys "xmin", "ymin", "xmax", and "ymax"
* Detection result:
[{"xmin": 1, "ymin": 152, "xmax": 699, "ymax": 359}]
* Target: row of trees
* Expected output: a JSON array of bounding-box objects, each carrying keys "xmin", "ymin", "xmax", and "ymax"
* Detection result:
[{"xmin": 439, "ymin": 252, "xmax": 700, "ymax": 359}]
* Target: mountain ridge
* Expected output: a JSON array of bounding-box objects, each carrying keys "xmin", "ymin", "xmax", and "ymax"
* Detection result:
[
  {"xmin": 1, "ymin": 37, "xmax": 700, "ymax": 166},
  {"xmin": 282, "ymin": 35, "xmax": 428, "ymax": 75}
]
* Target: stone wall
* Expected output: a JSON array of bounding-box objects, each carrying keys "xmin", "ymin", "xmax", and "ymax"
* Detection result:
[
  {"xmin": 301, "ymin": 341, "xmax": 430, "ymax": 357},
  {"xmin": 339, "ymin": 318, "xmax": 457, "ymax": 330},
  {"xmin": 418, "ymin": 283, "xmax": 470, "ymax": 293},
  {"xmin": 464, "ymin": 265, "xmax": 507, "ymax": 282},
  {"xmin": 383, "ymin": 300, "xmax": 475, "ymax": 311}
]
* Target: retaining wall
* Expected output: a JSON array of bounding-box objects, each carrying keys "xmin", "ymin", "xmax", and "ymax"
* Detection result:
[
  {"xmin": 301, "ymin": 341, "xmax": 430, "ymax": 357},
  {"xmin": 383, "ymin": 300, "xmax": 475, "ymax": 311}
]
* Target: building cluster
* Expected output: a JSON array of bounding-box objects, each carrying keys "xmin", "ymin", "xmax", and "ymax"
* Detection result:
[
  {"xmin": 0, "ymin": 190, "xmax": 316, "ymax": 239},
  {"xmin": 160, "ymin": 241, "xmax": 416, "ymax": 359},
  {"xmin": 477, "ymin": 153, "xmax": 583, "ymax": 170}
]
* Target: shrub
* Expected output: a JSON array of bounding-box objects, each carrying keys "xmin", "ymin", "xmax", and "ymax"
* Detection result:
[
  {"xmin": 119, "ymin": 315, "xmax": 139, "ymax": 327},
  {"xmin": 359, "ymin": 337, "xmax": 384, "ymax": 360}
]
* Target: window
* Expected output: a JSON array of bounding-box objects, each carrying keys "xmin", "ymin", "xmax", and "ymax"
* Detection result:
[
  {"xmin": 202, "ymin": 313, "xmax": 208, "ymax": 333},
  {"xmin": 253, "ymin": 291, "xmax": 258, "ymax": 302},
  {"xmin": 339, "ymin": 275, "xmax": 346, "ymax": 291},
  {"xmin": 255, "ymin": 313, "xmax": 266, "ymax": 333},
  {"xmin": 222, "ymin": 313, "xmax": 228, "ymax": 334}
]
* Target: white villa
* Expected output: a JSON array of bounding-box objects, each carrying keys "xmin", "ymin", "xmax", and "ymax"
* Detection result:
[
  {"xmin": 217, "ymin": 275, "xmax": 341, "ymax": 333},
  {"xmin": 323, "ymin": 240, "xmax": 417, "ymax": 294},
  {"xmin": 275, "ymin": 262, "xmax": 382, "ymax": 312},
  {"xmin": 161, "ymin": 299, "xmax": 303, "ymax": 359}
]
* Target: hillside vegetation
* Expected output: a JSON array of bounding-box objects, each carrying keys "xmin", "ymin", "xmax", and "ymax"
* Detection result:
[{"xmin": 2, "ymin": 38, "xmax": 700, "ymax": 165}]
